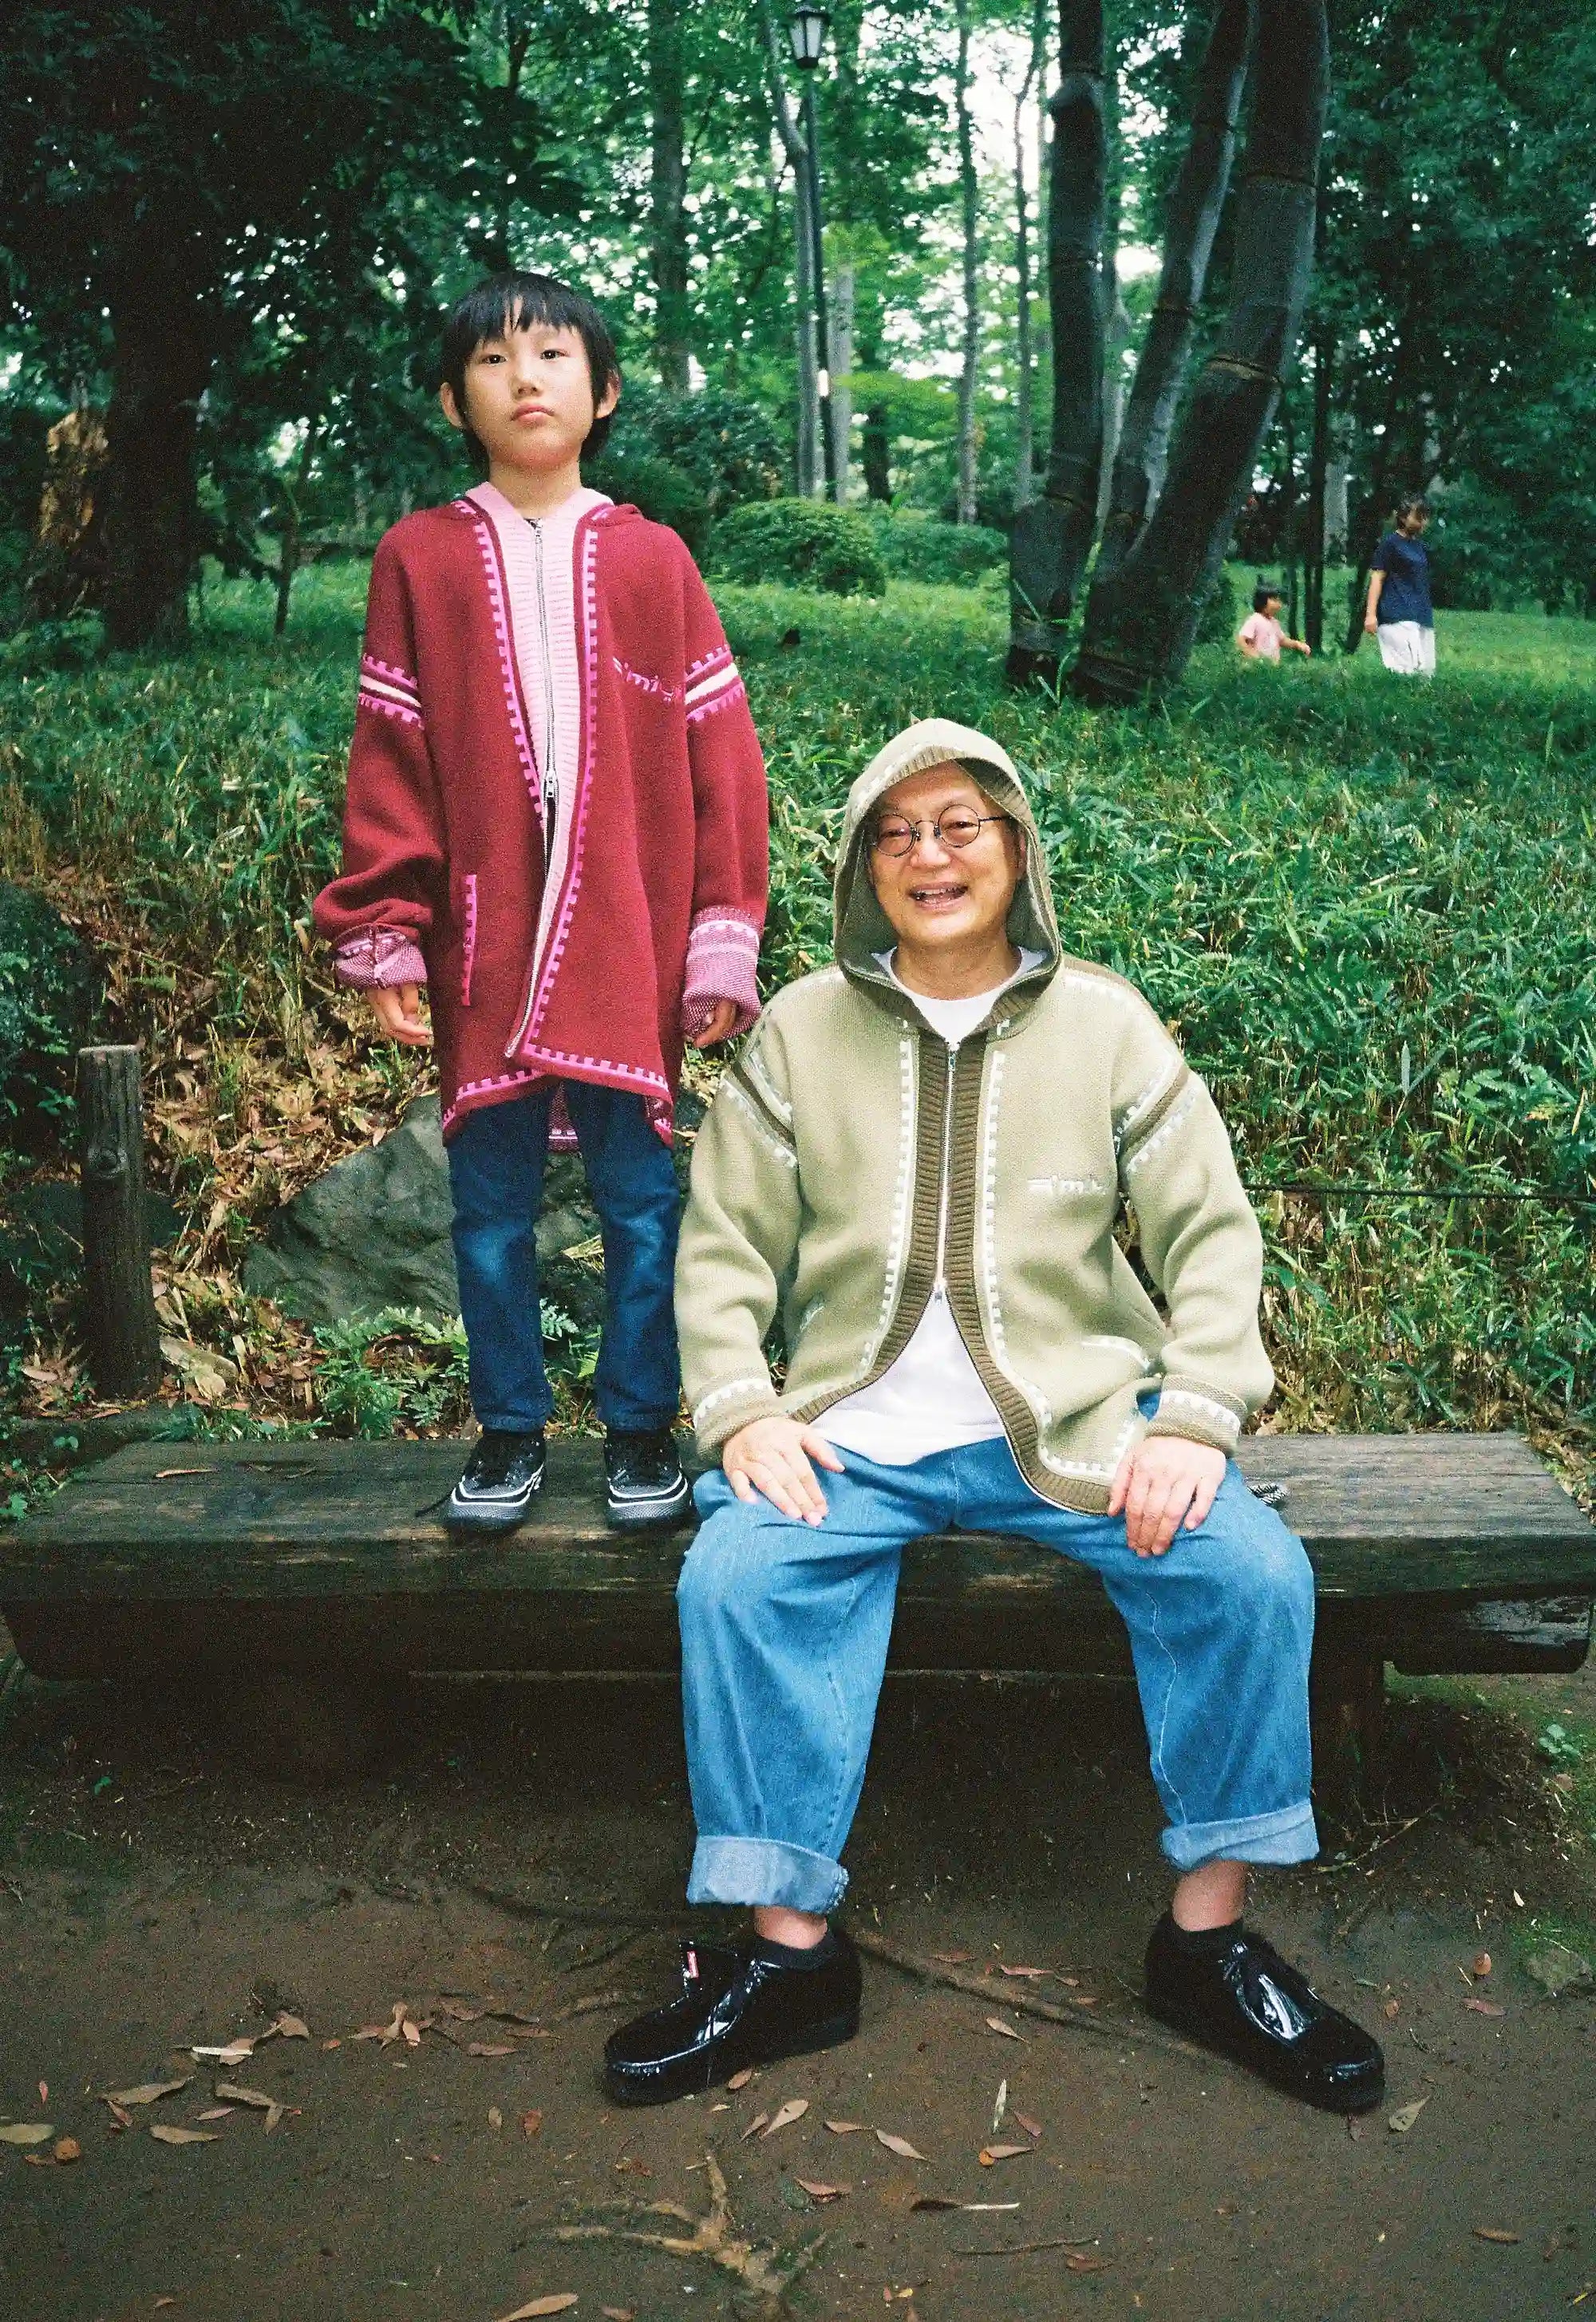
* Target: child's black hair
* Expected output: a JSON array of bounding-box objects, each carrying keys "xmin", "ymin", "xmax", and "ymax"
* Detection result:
[
  {"xmin": 1394, "ymin": 492, "xmax": 1430, "ymax": 526},
  {"xmin": 440, "ymin": 271, "xmax": 621, "ymax": 468},
  {"xmin": 1252, "ymin": 579, "xmax": 1284, "ymax": 614}
]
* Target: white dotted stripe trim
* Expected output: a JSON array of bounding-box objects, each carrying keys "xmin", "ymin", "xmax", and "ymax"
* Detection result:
[
  {"xmin": 1082, "ymin": 1334, "xmax": 1158, "ymax": 1371},
  {"xmin": 1113, "ymin": 1052, "xmax": 1179, "ymax": 1152},
  {"xmin": 977, "ymin": 1050, "xmax": 1054, "ymax": 1439},
  {"xmin": 693, "ymin": 1375, "xmax": 774, "ymax": 1425},
  {"xmin": 1027, "ymin": 1173, "xmax": 1107, "ymax": 1198},
  {"xmin": 685, "ymin": 679, "xmax": 749, "ymax": 729},
  {"xmin": 358, "ymin": 690, "xmax": 425, "ymax": 728},
  {"xmin": 859, "ymin": 1033, "xmax": 917, "ymax": 1377},
  {"xmin": 1121, "ymin": 1082, "xmax": 1200, "ymax": 1181},
  {"xmin": 685, "ymin": 660, "xmax": 742, "ymax": 709},
  {"xmin": 1156, "ymin": 1388, "xmax": 1242, "ymax": 1436},
  {"xmin": 687, "ymin": 916, "xmax": 761, "ymax": 953},
  {"xmin": 685, "ymin": 644, "xmax": 733, "ymax": 683},
  {"xmin": 745, "ymin": 1044, "xmax": 793, "ymax": 1125},
  {"xmin": 361, "ymin": 654, "xmax": 419, "ymax": 691},
  {"xmin": 725, "ymin": 1076, "xmax": 799, "ymax": 1169},
  {"xmin": 358, "ymin": 670, "xmax": 422, "ymax": 710},
  {"xmin": 1037, "ymin": 1411, "xmax": 1139, "ymax": 1483}
]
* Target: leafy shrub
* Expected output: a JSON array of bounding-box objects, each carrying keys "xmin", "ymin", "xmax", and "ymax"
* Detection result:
[
  {"xmin": 310, "ymin": 1307, "xmax": 470, "ymax": 1438},
  {"xmin": 0, "ymin": 882, "xmax": 104, "ymax": 1145},
  {"xmin": 0, "ymin": 615, "xmax": 104, "ymax": 674},
  {"xmin": 708, "ymin": 499, "xmax": 887, "ymax": 597},
  {"xmin": 586, "ymin": 448, "xmax": 711, "ymax": 559},
  {"xmin": 1194, "ymin": 563, "xmax": 1242, "ymax": 646},
  {"xmin": 871, "ymin": 511, "xmax": 1007, "ymax": 585},
  {"xmin": 605, "ymin": 382, "xmax": 784, "ymax": 516}
]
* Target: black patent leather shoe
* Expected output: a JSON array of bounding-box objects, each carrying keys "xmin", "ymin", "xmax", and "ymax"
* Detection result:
[
  {"xmin": 1144, "ymin": 1914, "xmax": 1385, "ymax": 2114},
  {"xmin": 604, "ymin": 1428, "xmax": 692, "ymax": 1532},
  {"xmin": 603, "ymin": 1930, "xmax": 862, "ymax": 2106},
  {"xmin": 444, "ymin": 1428, "xmax": 546, "ymax": 1534}
]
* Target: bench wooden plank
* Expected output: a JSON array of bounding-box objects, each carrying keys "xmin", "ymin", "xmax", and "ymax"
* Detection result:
[{"xmin": 2, "ymin": 1434, "xmax": 1592, "ymax": 1605}]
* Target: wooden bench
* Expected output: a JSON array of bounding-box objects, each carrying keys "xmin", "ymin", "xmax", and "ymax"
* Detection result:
[{"xmin": 3, "ymin": 1433, "xmax": 1593, "ymax": 1794}]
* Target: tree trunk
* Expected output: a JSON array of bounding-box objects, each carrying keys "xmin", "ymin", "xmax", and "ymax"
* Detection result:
[
  {"xmin": 1012, "ymin": 0, "xmax": 1047, "ymax": 508},
  {"xmin": 1072, "ymin": 0, "xmax": 1328, "ymax": 702},
  {"xmin": 1097, "ymin": 52, "xmax": 1128, "ymax": 533},
  {"xmin": 648, "ymin": 0, "xmax": 692, "ymax": 394},
  {"xmin": 102, "ymin": 274, "xmax": 212, "ymax": 652},
  {"xmin": 1092, "ymin": 0, "xmax": 1254, "ymax": 588},
  {"xmin": 954, "ymin": 0, "xmax": 981, "ymax": 526},
  {"xmin": 1281, "ymin": 403, "xmax": 1299, "ymax": 634},
  {"xmin": 1006, "ymin": 0, "xmax": 1108, "ymax": 685},
  {"xmin": 757, "ymin": 0, "xmax": 822, "ymax": 494},
  {"xmin": 1303, "ymin": 335, "xmax": 1333, "ymax": 654},
  {"xmin": 859, "ymin": 332, "xmax": 892, "ymax": 501},
  {"xmin": 1341, "ymin": 306, "xmax": 1416, "ymax": 652},
  {"xmin": 830, "ymin": 257, "xmax": 855, "ymax": 502}
]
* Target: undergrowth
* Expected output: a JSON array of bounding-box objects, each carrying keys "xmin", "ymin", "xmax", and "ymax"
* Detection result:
[{"xmin": 0, "ymin": 563, "xmax": 1592, "ymax": 1479}]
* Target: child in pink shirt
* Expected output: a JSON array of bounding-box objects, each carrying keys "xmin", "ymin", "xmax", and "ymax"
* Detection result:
[{"xmin": 1237, "ymin": 582, "xmax": 1310, "ymax": 663}]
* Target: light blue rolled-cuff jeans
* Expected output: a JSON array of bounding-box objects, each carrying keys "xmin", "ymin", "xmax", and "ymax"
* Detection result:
[{"xmin": 677, "ymin": 1436, "xmax": 1317, "ymax": 1913}]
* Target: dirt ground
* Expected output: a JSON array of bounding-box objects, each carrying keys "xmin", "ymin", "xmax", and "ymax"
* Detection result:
[{"xmin": 1, "ymin": 1643, "xmax": 1593, "ymax": 2322}]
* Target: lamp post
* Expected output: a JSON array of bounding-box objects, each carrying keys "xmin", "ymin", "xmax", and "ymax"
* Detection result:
[{"xmin": 788, "ymin": 2, "xmax": 834, "ymax": 497}]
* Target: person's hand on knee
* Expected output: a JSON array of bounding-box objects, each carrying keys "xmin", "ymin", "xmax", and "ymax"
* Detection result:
[
  {"xmin": 723, "ymin": 1416, "xmax": 844, "ymax": 1526},
  {"xmin": 1109, "ymin": 1436, "xmax": 1227, "ymax": 1557}
]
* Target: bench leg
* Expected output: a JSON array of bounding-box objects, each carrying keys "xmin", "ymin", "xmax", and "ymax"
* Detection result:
[{"xmin": 1310, "ymin": 1640, "xmax": 1386, "ymax": 1818}]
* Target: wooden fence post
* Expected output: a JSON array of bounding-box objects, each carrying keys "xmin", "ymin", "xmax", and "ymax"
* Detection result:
[{"xmin": 78, "ymin": 1044, "xmax": 162, "ymax": 1400}]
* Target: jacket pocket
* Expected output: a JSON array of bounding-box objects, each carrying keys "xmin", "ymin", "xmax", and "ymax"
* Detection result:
[{"xmin": 460, "ymin": 872, "xmax": 478, "ymax": 1007}]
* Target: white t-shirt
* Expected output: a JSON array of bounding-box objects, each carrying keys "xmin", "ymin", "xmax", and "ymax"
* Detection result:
[{"xmin": 816, "ymin": 949, "xmax": 1044, "ymax": 1467}]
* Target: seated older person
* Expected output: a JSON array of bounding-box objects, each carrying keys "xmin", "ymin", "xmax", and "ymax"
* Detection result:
[{"xmin": 604, "ymin": 719, "xmax": 1383, "ymax": 2116}]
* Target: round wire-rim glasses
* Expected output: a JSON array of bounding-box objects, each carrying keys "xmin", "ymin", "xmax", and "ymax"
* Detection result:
[{"xmin": 869, "ymin": 809, "xmax": 1013, "ymax": 859}]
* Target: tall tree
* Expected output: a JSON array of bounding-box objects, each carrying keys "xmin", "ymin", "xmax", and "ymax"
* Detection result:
[
  {"xmin": 1005, "ymin": 0, "xmax": 1108, "ymax": 682},
  {"xmin": 1092, "ymin": 0, "xmax": 1253, "ymax": 585},
  {"xmin": 756, "ymin": 0, "xmax": 824, "ymax": 493},
  {"xmin": 0, "ymin": 0, "xmax": 566, "ymax": 650},
  {"xmin": 1011, "ymin": 0, "xmax": 1049, "ymax": 508},
  {"xmin": 1073, "ymin": 0, "xmax": 1328, "ymax": 699},
  {"xmin": 648, "ymin": 0, "xmax": 692, "ymax": 392},
  {"xmin": 954, "ymin": 0, "xmax": 982, "ymax": 524}
]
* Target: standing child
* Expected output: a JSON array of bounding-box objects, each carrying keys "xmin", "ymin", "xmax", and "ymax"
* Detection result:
[
  {"xmin": 1363, "ymin": 495, "xmax": 1435, "ymax": 673},
  {"xmin": 314, "ymin": 271, "xmax": 768, "ymax": 1535},
  {"xmin": 1237, "ymin": 581, "xmax": 1310, "ymax": 663}
]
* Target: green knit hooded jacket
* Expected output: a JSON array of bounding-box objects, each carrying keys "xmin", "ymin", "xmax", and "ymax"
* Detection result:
[{"xmin": 676, "ymin": 718, "xmax": 1274, "ymax": 1513}]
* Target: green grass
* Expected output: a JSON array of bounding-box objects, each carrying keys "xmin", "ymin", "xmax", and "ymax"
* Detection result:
[{"xmin": 2, "ymin": 561, "xmax": 1594, "ymax": 1471}]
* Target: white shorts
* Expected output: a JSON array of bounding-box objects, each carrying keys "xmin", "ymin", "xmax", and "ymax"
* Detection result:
[{"xmin": 1377, "ymin": 621, "xmax": 1436, "ymax": 675}]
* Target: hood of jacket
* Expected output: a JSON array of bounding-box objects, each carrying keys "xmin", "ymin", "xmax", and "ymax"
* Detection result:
[{"xmin": 832, "ymin": 718, "xmax": 1061, "ymax": 995}]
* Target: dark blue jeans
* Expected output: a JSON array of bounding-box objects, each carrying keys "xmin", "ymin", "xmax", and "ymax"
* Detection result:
[{"xmin": 446, "ymin": 1083, "xmax": 681, "ymax": 1435}]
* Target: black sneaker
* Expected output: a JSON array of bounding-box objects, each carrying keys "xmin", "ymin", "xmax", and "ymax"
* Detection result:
[
  {"xmin": 1144, "ymin": 1913, "xmax": 1385, "ymax": 2114},
  {"xmin": 604, "ymin": 1929, "xmax": 862, "ymax": 2105},
  {"xmin": 444, "ymin": 1428, "xmax": 546, "ymax": 1534},
  {"xmin": 604, "ymin": 1427, "xmax": 691, "ymax": 1532}
]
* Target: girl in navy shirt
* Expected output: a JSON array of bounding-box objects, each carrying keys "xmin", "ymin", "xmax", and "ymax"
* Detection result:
[{"xmin": 1363, "ymin": 494, "xmax": 1434, "ymax": 673}]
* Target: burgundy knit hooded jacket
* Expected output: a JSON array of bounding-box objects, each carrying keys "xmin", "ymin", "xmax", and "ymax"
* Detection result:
[{"xmin": 313, "ymin": 486, "xmax": 768, "ymax": 1143}]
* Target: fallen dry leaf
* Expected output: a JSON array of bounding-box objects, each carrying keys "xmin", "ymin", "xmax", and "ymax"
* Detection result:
[
  {"xmin": 354, "ymin": 2004, "xmax": 409, "ymax": 2046},
  {"xmin": 1387, "ymin": 2098, "xmax": 1428, "ymax": 2134},
  {"xmin": 53, "ymin": 2137, "xmax": 81, "ymax": 2164},
  {"xmin": 1473, "ymin": 1953, "xmax": 1492, "ymax": 1977},
  {"xmin": 824, "ymin": 2119, "xmax": 864, "ymax": 2134},
  {"xmin": 600, "ymin": 2311, "xmax": 634, "ymax": 2321},
  {"xmin": 495, "ymin": 2297, "xmax": 579, "ymax": 2320},
  {"xmin": 795, "ymin": 2179, "xmax": 847, "ymax": 2202},
  {"xmin": 196, "ymin": 2107, "xmax": 234, "ymax": 2121},
  {"xmin": 984, "ymin": 2016, "xmax": 1022, "ymax": 2041},
  {"xmin": 154, "ymin": 1467, "xmax": 207, "ymax": 1479},
  {"xmin": 1472, "ymin": 2228, "xmax": 1521, "ymax": 2245},
  {"xmin": 875, "ymin": 2130, "xmax": 928, "ymax": 2162},
  {"xmin": 402, "ymin": 2020, "xmax": 423, "ymax": 2050},
  {"xmin": 263, "ymin": 2103, "xmax": 285, "ymax": 2134},
  {"xmin": 214, "ymin": 2083, "xmax": 274, "ymax": 2110},
  {"xmin": 998, "ymin": 1965, "xmax": 1045, "ymax": 1979},
  {"xmin": 519, "ymin": 2111, "xmax": 543, "ymax": 2139},
  {"xmin": 0, "ymin": 2125, "xmax": 53, "ymax": 2146},
  {"xmin": 1464, "ymin": 1997, "xmax": 1507, "ymax": 2017},
  {"xmin": 978, "ymin": 2144, "xmax": 1033, "ymax": 2166},
  {"xmin": 155, "ymin": 2300, "xmax": 176, "ymax": 2310},
  {"xmin": 909, "ymin": 2195, "xmax": 961, "ymax": 2213},
  {"xmin": 726, "ymin": 2067, "xmax": 755, "ymax": 2091},
  {"xmin": 613, "ymin": 2157, "xmax": 652, "ymax": 2178},
  {"xmin": 931, "ymin": 1951, "xmax": 972, "ymax": 1965},
  {"xmin": 1383, "ymin": 2000, "xmax": 1400, "ymax": 2020},
  {"xmin": 322, "ymin": 2040, "xmax": 342, "ymax": 2052},
  {"xmin": 1065, "ymin": 2254, "xmax": 1111, "ymax": 2273},
  {"xmin": 488, "ymin": 2107, "xmax": 504, "ymax": 2130},
  {"xmin": 105, "ymin": 2079, "xmax": 190, "ymax": 2108},
  {"xmin": 149, "ymin": 2127, "xmax": 218, "ymax": 2146},
  {"xmin": 105, "ymin": 2101, "xmax": 133, "ymax": 2131},
  {"xmin": 759, "ymin": 2099, "xmax": 809, "ymax": 2138},
  {"xmin": 740, "ymin": 2112, "xmax": 769, "ymax": 2142},
  {"xmin": 275, "ymin": 2013, "xmax": 310, "ymax": 2040},
  {"xmin": 1012, "ymin": 2110, "xmax": 1042, "ymax": 2139},
  {"xmin": 468, "ymin": 2044, "xmax": 516, "ymax": 2059},
  {"xmin": 191, "ymin": 2041, "xmax": 255, "ymax": 2065}
]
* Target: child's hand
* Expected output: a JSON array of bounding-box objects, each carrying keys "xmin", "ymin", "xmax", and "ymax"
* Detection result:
[
  {"xmin": 1363, "ymin": 612, "xmax": 1379, "ymax": 636},
  {"xmin": 368, "ymin": 985, "xmax": 432, "ymax": 1046},
  {"xmin": 689, "ymin": 999, "xmax": 740, "ymax": 1048}
]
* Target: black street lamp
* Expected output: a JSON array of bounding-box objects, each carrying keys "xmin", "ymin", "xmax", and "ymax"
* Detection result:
[{"xmin": 787, "ymin": 3, "xmax": 834, "ymax": 496}]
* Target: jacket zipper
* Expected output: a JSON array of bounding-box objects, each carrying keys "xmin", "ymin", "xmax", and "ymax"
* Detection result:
[
  {"xmin": 934, "ymin": 1039, "xmax": 959, "ymax": 1295},
  {"xmin": 506, "ymin": 514, "xmax": 560, "ymax": 1059}
]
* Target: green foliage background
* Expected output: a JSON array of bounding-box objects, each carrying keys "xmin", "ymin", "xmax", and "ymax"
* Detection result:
[{"xmin": 1, "ymin": 565, "xmax": 1591, "ymax": 1470}]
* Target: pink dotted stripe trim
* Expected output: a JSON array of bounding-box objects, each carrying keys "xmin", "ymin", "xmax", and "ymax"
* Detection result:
[
  {"xmin": 460, "ymin": 872, "xmax": 478, "ymax": 1008},
  {"xmin": 458, "ymin": 499, "xmax": 542, "ymax": 819}
]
